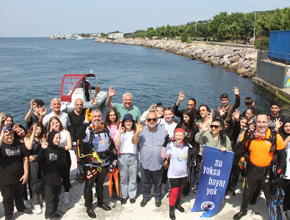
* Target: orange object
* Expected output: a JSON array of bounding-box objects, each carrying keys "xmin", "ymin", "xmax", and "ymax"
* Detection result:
[{"xmin": 107, "ymin": 168, "xmax": 119, "ymax": 197}]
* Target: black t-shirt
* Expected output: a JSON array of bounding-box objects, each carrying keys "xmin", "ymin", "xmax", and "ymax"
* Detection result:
[
  {"xmin": 68, "ymin": 109, "xmax": 86, "ymax": 142},
  {"xmin": 0, "ymin": 140, "xmax": 28, "ymax": 185},
  {"xmin": 26, "ymin": 113, "xmax": 39, "ymax": 130},
  {"xmin": 37, "ymin": 146, "xmax": 65, "ymax": 186},
  {"xmin": 269, "ymin": 114, "xmax": 286, "ymax": 132}
]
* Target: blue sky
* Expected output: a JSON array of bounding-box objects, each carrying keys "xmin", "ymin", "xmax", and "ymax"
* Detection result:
[{"xmin": 1, "ymin": 0, "xmax": 289, "ymax": 37}]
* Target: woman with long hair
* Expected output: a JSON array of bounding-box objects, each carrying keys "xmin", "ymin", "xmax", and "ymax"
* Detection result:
[
  {"xmin": 105, "ymin": 108, "xmax": 120, "ymax": 143},
  {"xmin": 47, "ymin": 116, "xmax": 72, "ymax": 205},
  {"xmin": 24, "ymin": 122, "xmax": 46, "ymax": 214}
]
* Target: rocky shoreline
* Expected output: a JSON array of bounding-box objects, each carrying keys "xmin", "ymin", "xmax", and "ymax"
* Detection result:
[{"xmin": 93, "ymin": 38, "xmax": 257, "ymax": 78}]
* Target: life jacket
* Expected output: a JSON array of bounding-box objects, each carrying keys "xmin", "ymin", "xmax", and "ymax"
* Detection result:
[{"xmin": 79, "ymin": 123, "xmax": 117, "ymax": 165}]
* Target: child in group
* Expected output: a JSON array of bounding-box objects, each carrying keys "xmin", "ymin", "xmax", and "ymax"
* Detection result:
[
  {"xmin": 105, "ymin": 108, "xmax": 120, "ymax": 143},
  {"xmin": 47, "ymin": 116, "xmax": 72, "ymax": 205},
  {"xmin": 245, "ymin": 107, "xmax": 255, "ymax": 126},
  {"xmin": 115, "ymin": 114, "xmax": 138, "ymax": 204},
  {"xmin": 140, "ymin": 103, "xmax": 164, "ymax": 125},
  {"xmin": 24, "ymin": 122, "xmax": 46, "ymax": 214},
  {"xmin": 24, "ymin": 99, "xmax": 46, "ymax": 129},
  {"xmin": 159, "ymin": 107, "xmax": 177, "ymax": 194},
  {"xmin": 159, "ymin": 107, "xmax": 177, "ymax": 139},
  {"xmin": 37, "ymin": 130, "xmax": 65, "ymax": 220},
  {"xmin": 0, "ymin": 114, "xmax": 14, "ymax": 128},
  {"xmin": 164, "ymin": 128, "xmax": 195, "ymax": 220}
]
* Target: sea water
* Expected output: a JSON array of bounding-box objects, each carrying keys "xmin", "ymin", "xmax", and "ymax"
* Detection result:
[{"xmin": 0, "ymin": 37, "xmax": 288, "ymax": 125}]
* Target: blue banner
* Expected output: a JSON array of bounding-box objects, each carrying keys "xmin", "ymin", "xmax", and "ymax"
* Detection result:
[{"xmin": 190, "ymin": 145, "xmax": 234, "ymax": 218}]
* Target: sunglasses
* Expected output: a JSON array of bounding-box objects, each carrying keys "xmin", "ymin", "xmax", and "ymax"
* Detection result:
[
  {"xmin": 210, "ymin": 125, "xmax": 220, "ymax": 129},
  {"xmin": 147, "ymin": 118, "xmax": 157, "ymax": 122}
]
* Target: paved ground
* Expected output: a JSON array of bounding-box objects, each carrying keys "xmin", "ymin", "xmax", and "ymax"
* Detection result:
[{"xmin": 0, "ymin": 151, "xmax": 268, "ymax": 220}]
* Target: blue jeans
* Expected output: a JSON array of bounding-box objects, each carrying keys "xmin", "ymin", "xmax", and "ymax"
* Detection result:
[{"xmin": 118, "ymin": 154, "xmax": 138, "ymax": 199}]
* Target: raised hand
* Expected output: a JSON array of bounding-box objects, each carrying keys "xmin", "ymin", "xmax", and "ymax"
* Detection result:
[
  {"xmin": 148, "ymin": 104, "xmax": 156, "ymax": 112},
  {"xmin": 233, "ymin": 86, "xmax": 239, "ymax": 95},
  {"xmin": 178, "ymin": 91, "xmax": 185, "ymax": 102},
  {"xmin": 219, "ymin": 108, "xmax": 226, "ymax": 117},
  {"xmin": 118, "ymin": 122, "xmax": 126, "ymax": 133},
  {"xmin": 108, "ymin": 86, "xmax": 116, "ymax": 97},
  {"xmin": 12, "ymin": 124, "xmax": 20, "ymax": 132},
  {"xmin": 30, "ymin": 99, "xmax": 36, "ymax": 109},
  {"xmin": 274, "ymin": 118, "xmax": 283, "ymax": 131},
  {"xmin": 233, "ymin": 109, "xmax": 240, "ymax": 121},
  {"xmin": 0, "ymin": 112, "xmax": 5, "ymax": 122},
  {"xmin": 40, "ymin": 106, "xmax": 47, "ymax": 116},
  {"xmin": 136, "ymin": 121, "xmax": 143, "ymax": 134},
  {"xmin": 91, "ymin": 97, "xmax": 98, "ymax": 106},
  {"xmin": 40, "ymin": 140, "xmax": 48, "ymax": 149}
]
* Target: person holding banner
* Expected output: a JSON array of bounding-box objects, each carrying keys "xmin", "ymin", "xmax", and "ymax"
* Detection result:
[
  {"xmin": 164, "ymin": 128, "xmax": 196, "ymax": 220},
  {"xmin": 233, "ymin": 114, "xmax": 286, "ymax": 220},
  {"xmin": 195, "ymin": 117, "xmax": 232, "ymax": 154}
]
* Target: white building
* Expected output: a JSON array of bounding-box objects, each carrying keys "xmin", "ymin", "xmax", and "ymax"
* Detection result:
[{"xmin": 108, "ymin": 32, "xmax": 124, "ymax": 39}]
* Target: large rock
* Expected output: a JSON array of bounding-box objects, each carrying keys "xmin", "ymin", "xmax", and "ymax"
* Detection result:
[
  {"xmin": 229, "ymin": 55, "xmax": 240, "ymax": 63},
  {"xmin": 245, "ymin": 53, "xmax": 257, "ymax": 61},
  {"xmin": 236, "ymin": 68, "xmax": 251, "ymax": 77}
]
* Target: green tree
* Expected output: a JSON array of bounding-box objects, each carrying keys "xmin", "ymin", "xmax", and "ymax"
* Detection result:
[
  {"xmin": 281, "ymin": 7, "xmax": 290, "ymax": 29},
  {"xmin": 145, "ymin": 27, "xmax": 157, "ymax": 39}
]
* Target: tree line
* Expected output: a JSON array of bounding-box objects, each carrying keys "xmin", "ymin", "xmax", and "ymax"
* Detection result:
[{"xmin": 128, "ymin": 7, "xmax": 290, "ymax": 47}]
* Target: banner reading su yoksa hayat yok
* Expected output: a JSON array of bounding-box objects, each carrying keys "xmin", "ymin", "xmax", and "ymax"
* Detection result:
[{"xmin": 190, "ymin": 145, "xmax": 234, "ymax": 218}]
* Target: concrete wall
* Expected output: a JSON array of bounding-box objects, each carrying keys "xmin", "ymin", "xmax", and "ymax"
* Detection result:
[{"xmin": 256, "ymin": 50, "xmax": 285, "ymax": 88}]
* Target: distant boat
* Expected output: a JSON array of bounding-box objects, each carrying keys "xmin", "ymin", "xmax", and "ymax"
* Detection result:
[
  {"xmin": 75, "ymin": 36, "xmax": 84, "ymax": 40},
  {"xmin": 60, "ymin": 70, "xmax": 107, "ymax": 112}
]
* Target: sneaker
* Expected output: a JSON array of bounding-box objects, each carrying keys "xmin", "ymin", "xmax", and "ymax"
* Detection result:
[
  {"xmin": 24, "ymin": 200, "xmax": 33, "ymax": 209},
  {"xmin": 130, "ymin": 198, "xmax": 136, "ymax": 204},
  {"xmin": 64, "ymin": 192, "xmax": 70, "ymax": 205},
  {"xmin": 42, "ymin": 201, "xmax": 46, "ymax": 208},
  {"xmin": 34, "ymin": 204, "xmax": 42, "ymax": 214}
]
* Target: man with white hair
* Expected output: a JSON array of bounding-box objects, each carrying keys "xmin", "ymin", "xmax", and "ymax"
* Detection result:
[
  {"xmin": 105, "ymin": 86, "xmax": 141, "ymax": 122},
  {"xmin": 43, "ymin": 98, "xmax": 71, "ymax": 130}
]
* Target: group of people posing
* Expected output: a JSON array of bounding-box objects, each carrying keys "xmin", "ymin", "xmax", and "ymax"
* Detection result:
[{"xmin": 0, "ymin": 85, "xmax": 289, "ymax": 220}]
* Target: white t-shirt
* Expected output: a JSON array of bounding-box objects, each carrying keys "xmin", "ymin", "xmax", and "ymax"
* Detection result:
[
  {"xmin": 115, "ymin": 131, "xmax": 137, "ymax": 155},
  {"xmin": 166, "ymin": 142, "xmax": 189, "ymax": 179},
  {"xmin": 43, "ymin": 111, "xmax": 71, "ymax": 130},
  {"xmin": 159, "ymin": 119, "xmax": 177, "ymax": 139},
  {"xmin": 59, "ymin": 130, "xmax": 67, "ymax": 148}
]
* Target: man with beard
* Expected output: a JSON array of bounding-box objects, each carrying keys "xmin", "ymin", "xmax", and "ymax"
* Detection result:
[
  {"xmin": 76, "ymin": 109, "xmax": 117, "ymax": 219},
  {"xmin": 132, "ymin": 112, "xmax": 168, "ymax": 208},
  {"xmin": 105, "ymin": 86, "xmax": 141, "ymax": 122},
  {"xmin": 233, "ymin": 114, "xmax": 286, "ymax": 219}
]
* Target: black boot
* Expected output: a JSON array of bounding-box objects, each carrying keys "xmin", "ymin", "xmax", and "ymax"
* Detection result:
[
  {"xmin": 233, "ymin": 209, "xmax": 247, "ymax": 220},
  {"xmin": 175, "ymin": 199, "xmax": 185, "ymax": 212},
  {"xmin": 169, "ymin": 206, "xmax": 175, "ymax": 220}
]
